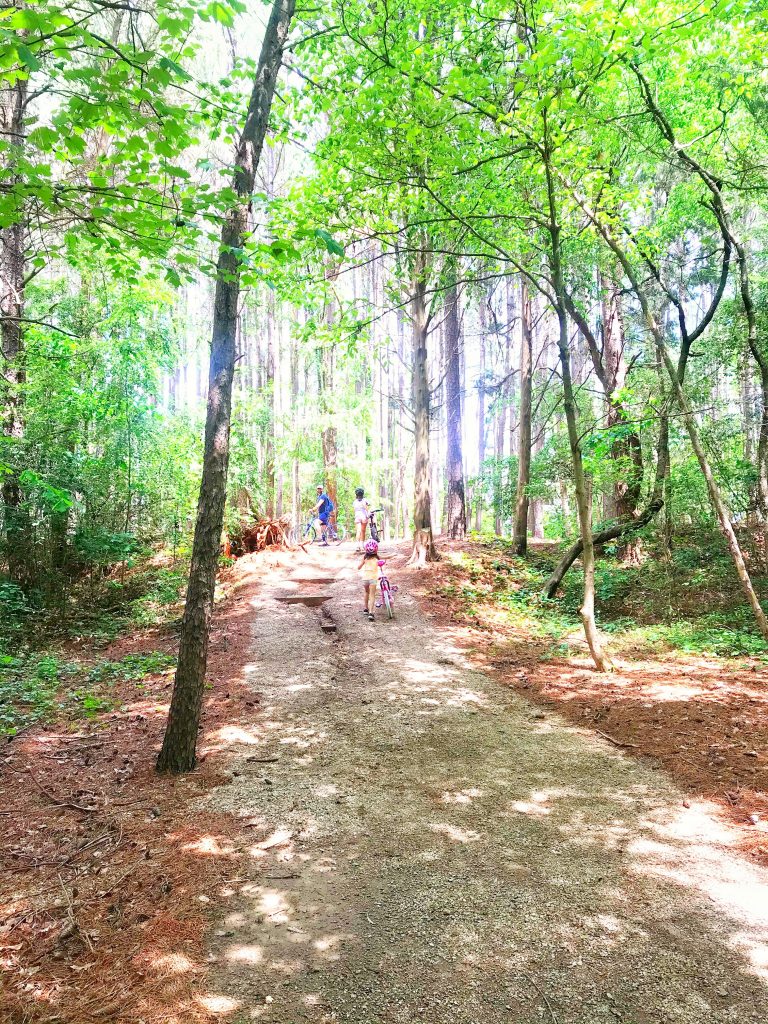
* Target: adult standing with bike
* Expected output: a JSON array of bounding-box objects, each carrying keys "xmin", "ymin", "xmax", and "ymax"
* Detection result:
[
  {"xmin": 313, "ymin": 484, "xmax": 334, "ymax": 546},
  {"xmin": 353, "ymin": 487, "xmax": 371, "ymax": 552}
]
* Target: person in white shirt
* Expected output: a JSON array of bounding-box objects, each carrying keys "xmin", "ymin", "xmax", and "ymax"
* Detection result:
[{"xmin": 353, "ymin": 487, "xmax": 371, "ymax": 552}]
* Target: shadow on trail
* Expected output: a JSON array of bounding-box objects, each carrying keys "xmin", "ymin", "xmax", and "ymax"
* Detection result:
[{"xmin": 188, "ymin": 554, "xmax": 768, "ymax": 1024}]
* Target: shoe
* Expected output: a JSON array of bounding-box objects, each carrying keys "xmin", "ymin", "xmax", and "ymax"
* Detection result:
[
  {"xmin": 368, "ymin": 613, "xmax": 374, "ymax": 621},
  {"xmin": 320, "ymin": 541, "xmax": 329, "ymax": 547},
  {"xmin": 362, "ymin": 608, "xmax": 369, "ymax": 614}
]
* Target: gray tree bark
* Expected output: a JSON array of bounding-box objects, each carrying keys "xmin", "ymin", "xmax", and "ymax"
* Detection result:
[
  {"xmin": 513, "ymin": 277, "xmax": 533, "ymax": 554},
  {"xmin": 157, "ymin": 0, "xmax": 296, "ymax": 773},
  {"xmin": 445, "ymin": 283, "xmax": 466, "ymax": 539},
  {"xmin": 0, "ymin": 73, "xmax": 31, "ymax": 585},
  {"xmin": 408, "ymin": 254, "xmax": 438, "ymax": 565}
]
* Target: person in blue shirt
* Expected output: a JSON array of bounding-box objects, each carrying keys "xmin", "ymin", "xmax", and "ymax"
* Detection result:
[{"xmin": 313, "ymin": 485, "xmax": 334, "ymax": 545}]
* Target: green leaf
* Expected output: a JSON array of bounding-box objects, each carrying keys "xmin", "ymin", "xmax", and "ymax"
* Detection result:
[
  {"xmin": 28, "ymin": 126, "xmax": 57, "ymax": 150},
  {"xmin": 314, "ymin": 228, "xmax": 344, "ymax": 257},
  {"xmin": 16, "ymin": 44, "xmax": 41, "ymax": 72},
  {"xmin": 158, "ymin": 56, "xmax": 192, "ymax": 82},
  {"xmin": 157, "ymin": 15, "xmax": 190, "ymax": 35},
  {"xmin": 202, "ymin": 2, "xmax": 236, "ymax": 26}
]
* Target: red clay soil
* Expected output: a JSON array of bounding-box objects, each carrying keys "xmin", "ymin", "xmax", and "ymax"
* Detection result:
[
  {"xmin": 405, "ymin": 540, "xmax": 768, "ymax": 867},
  {"xmin": 0, "ymin": 553, "xmax": 287, "ymax": 1024}
]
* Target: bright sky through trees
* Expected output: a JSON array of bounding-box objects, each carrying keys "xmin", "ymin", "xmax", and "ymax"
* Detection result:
[{"xmin": 2, "ymin": 0, "xmax": 768, "ymax": 752}]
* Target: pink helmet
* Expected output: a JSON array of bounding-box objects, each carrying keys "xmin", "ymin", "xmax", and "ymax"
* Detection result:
[{"xmin": 364, "ymin": 539, "xmax": 379, "ymax": 554}]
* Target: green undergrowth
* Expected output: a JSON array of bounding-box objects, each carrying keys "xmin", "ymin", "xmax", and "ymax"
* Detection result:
[
  {"xmin": 0, "ymin": 559, "xmax": 187, "ymax": 645},
  {"xmin": 0, "ymin": 650, "xmax": 176, "ymax": 737},
  {"xmin": 436, "ymin": 545, "xmax": 573, "ymax": 650},
  {"xmin": 0, "ymin": 554, "xmax": 186, "ymax": 737},
  {"xmin": 438, "ymin": 535, "xmax": 768, "ymax": 662}
]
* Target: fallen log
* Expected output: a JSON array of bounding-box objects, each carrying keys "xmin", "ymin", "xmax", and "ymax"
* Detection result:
[{"xmin": 542, "ymin": 497, "xmax": 664, "ymax": 600}]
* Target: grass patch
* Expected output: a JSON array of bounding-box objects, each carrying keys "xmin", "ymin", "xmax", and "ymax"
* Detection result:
[
  {"xmin": 0, "ymin": 554, "xmax": 185, "ymax": 737},
  {"xmin": 435, "ymin": 537, "xmax": 768, "ymax": 662},
  {"xmin": 438, "ymin": 543, "xmax": 580, "ymax": 646},
  {"xmin": 0, "ymin": 650, "xmax": 176, "ymax": 737},
  {"xmin": 604, "ymin": 613, "xmax": 768, "ymax": 659},
  {"xmin": 128, "ymin": 566, "xmax": 188, "ymax": 627},
  {"xmin": 0, "ymin": 652, "xmax": 62, "ymax": 736}
]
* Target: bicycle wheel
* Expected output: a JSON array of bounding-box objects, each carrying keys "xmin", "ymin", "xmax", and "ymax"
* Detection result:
[
  {"xmin": 333, "ymin": 524, "xmax": 346, "ymax": 543},
  {"xmin": 370, "ymin": 520, "xmax": 380, "ymax": 543},
  {"xmin": 383, "ymin": 587, "xmax": 393, "ymax": 619},
  {"xmin": 303, "ymin": 524, "xmax": 317, "ymax": 543}
]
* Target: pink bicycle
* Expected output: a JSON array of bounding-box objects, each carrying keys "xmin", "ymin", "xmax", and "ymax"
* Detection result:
[{"xmin": 376, "ymin": 560, "xmax": 398, "ymax": 619}]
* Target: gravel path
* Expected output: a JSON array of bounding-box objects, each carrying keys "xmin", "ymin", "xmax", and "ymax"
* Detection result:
[{"xmin": 199, "ymin": 545, "xmax": 768, "ymax": 1023}]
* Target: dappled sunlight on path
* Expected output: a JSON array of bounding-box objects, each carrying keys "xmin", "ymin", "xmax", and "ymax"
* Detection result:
[{"xmin": 192, "ymin": 543, "xmax": 768, "ymax": 1023}]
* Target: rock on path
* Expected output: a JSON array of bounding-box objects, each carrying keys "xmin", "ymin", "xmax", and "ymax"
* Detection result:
[{"xmin": 198, "ymin": 546, "xmax": 768, "ymax": 1023}]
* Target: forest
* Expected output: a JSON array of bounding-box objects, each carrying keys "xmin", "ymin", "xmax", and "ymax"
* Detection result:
[{"xmin": 3, "ymin": 1, "xmax": 768, "ymax": 1022}]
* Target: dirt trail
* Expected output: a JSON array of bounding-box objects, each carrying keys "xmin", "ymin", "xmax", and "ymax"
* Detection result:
[{"xmin": 198, "ymin": 544, "xmax": 768, "ymax": 1023}]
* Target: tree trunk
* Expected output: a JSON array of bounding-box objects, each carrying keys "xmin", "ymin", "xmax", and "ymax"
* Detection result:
[
  {"xmin": 445, "ymin": 283, "xmax": 466, "ymax": 539},
  {"xmin": 513, "ymin": 276, "xmax": 533, "ymax": 554},
  {"xmin": 321, "ymin": 265, "xmax": 338, "ymax": 516},
  {"xmin": 493, "ymin": 311, "xmax": 511, "ymax": 541},
  {"xmin": 566, "ymin": 275, "xmax": 643, "ymax": 554},
  {"xmin": 591, "ymin": 192, "xmax": 768, "ymax": 640},
  {"xmin": 529, "ymin": 496, "xmax": 544, "ymax": 540},
  {"xmin": 51, "ymin": 432, "xmax": 73, "ymax": 575},
  {"xmin": 493, "ymin": 391, "xmax": 507, "ymax": 537},
  {"xmin": 433, "ymin": 321, "xmax": 444, "ymax": 536},
  {"xmin": 1, "ymin": 74, "xmax": 31, "ymax": 586},
  {"xmin": 755, "ymin": 361, "xmax": 768, "ymax": 520},
  {"xmin": 290, "ymin": 324, "xmax": 300, "ymax": 525},
  {"xmin": 157, "ymin": 0, "xmax": 295, "ymax": 774},
  {"xmin": 731, "ymin": 240, "xmax": 768, "ymax": 521},
  {"xmin": 475, "ymin": 298, "xmax": 487, "ymax": 532},
  {"xmin": 408, "ymin": 269, "xmax": 438, "ymax": 566},
  {"xmin": 322, "ymin": 417, "xmax": 338, "ymax": 515},
  {"xmin": 558, "ymin": 478, "xmax": 570, "ymax": 531},
  {"xmin": 600, "ymin": 275, "xmax": 644, "ymax": 560},
  {"xmin": 320, "ymin": 344, "xmax": 338, "ymax": 515},
  {"xmin": 659, "ymin": 335, "xmax": 768, "ymax": 638},
  {"xmin": 265, "ymin": 290, "xmax": 276, "ymax": 517},
  {"xmin": 529, "ymin": 405, "xmax": 545, "ymax": 540},
  {"xmin": 555, "ymin": 302, "xmax": 612, "ymax": 670},
  {"xmin": 372, "ymin": 254, "xmax": 390, "ymax": 534},
  {"xmin": 545, "ymin": 146, "xmax": 612, "ymax": 672},
  {"xmin": 740, "ymin": 347, "xmax": 755, "ymax": 465},
  {"xmin": 396, "ymin": 307, "xmax": 408, "ymax": 539}
]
